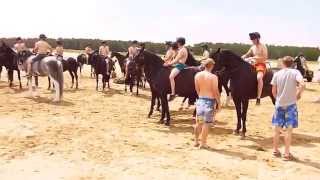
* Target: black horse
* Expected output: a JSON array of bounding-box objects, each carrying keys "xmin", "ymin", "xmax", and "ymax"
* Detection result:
[
  {"xmin": 211, "ymin": 49, "xmax": 275, "ymax": 138},
  {"xmin": 89, "ymin": 51, "xmax": 113, "ymax": 90},
  {"xmin": 48, "ymin": 57, "xmax": 79, "ymax": 89},
  {"xmin": 0, "ymin": 42, "xmax": 22, "ymax": 88},
  {"xmin": 134, "ymin": 48, "xmax": 200, "ymax": 126}
]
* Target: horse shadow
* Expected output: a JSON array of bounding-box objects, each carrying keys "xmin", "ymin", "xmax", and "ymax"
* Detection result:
[
  {"xmin": 202, "ymin": 147, "xmax": 257, "ymax": 160},
  {"xmin": 25, "ymin": 96, "xmax": 74, "ymax": 106},
  {"xmin": 64, "ymin": 88, "xmax": 85, "ymax": 93},
  {"xmin": 102, "ymin": 88, "xmax": 124, "ymax": 97}
]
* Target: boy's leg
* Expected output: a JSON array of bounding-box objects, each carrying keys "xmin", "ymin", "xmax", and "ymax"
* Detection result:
[
  {"xmin": 169, "ymin": 68, "xmax": 180, "ymax": 100},
  {"xmin": 273, "ymin": 126, "xmax": 281, "ymax": 153},
  {"xmin": 194, "ymin": 121, "xmax": 202, "ymax": 147},
  {"xmin": 284, "ymin": 127, "xmax": 293, "ymax": 156},
  {"xmin": 200, "ymin": 123, "xmax": 210, "ymax": 147},
  {"xmin": 256, "ymin": 72, "xmax": 264, "ymax": 105}
]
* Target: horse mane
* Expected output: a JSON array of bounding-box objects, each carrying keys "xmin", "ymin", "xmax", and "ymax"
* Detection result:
[
  {"xmin": 220, "ymin": 49, "xmax": 251, "ymax": 66},
  {"xmin": 143, "ymin": 50, "xmax": 164, "ymax": 68},
  {"xmin": 185, "ymin": 48, "xmax": 201, "ymax": 66}
]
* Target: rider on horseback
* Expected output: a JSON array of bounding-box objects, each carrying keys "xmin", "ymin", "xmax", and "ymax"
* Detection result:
[
  {"xmin": 201, "ymin": 44, "xmax": 210, "ymax": 61},
  {"xmin": 55, "ymin": 40, "xmax": 64, "ymax": 60},
  {"xmin": 164, "ymin": 37, "xmax": 188, "ymax": 101},
  {"xmin": 163, "ymin": 41, "xmax": 178, "ymax": 63},
  {"xmin": 14, "ymin": 37, "xmax": 27, "ymax": 53},
  {"xmin": 125, "ymin": 40, "xmax": 138, "ymax": 79},
  {"xmin": 242, "ymin": 32, "xmax": 268, "ymax": 105},
  {"xmin": 99, "ymin": 41, "xmax": 110, "ymax": 58},
  {"xmin": 27, "ymin": 34, "xmax": 52, "ymax": 76}
]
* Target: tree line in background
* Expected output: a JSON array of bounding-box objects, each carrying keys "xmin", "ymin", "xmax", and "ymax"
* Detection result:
[{"xmin": 1, "ymin": 37, "xmax": 319, "ymax": 60}]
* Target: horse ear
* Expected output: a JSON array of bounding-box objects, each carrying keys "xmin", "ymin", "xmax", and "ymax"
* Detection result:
[{"xmin": 216, "ymin": 48, "xmax": 221, "ymax": 53}]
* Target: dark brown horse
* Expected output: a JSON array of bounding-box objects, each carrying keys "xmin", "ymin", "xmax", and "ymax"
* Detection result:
[
  {"xmin": 134, "ymin": 48, "xmax": 199, "ymax": 126},
  {"xmin": 211, "ymin": 49, "xmax": 275, "ymax": 138},
  {"xmin": 0, "ymin": 42, "xmax": 22, "ymax": 88}
]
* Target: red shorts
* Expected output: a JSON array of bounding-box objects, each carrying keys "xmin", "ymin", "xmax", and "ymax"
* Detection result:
[{"xmin": 255, "ymin": 63, "xmax": 267, "ymax": 75}]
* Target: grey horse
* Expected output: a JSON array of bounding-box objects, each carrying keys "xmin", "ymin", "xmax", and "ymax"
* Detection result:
[{"xmin": 17, "ymin": 50, "xmax": 64, "ymax": 102}]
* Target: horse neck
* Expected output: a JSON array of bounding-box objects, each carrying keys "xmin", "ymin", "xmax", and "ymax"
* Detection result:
[{"xmin": 144, "ymin": 52, "xmax": 164, "ymax": 79}]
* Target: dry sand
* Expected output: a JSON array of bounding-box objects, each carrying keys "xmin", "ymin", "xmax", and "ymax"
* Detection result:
[{"xmin": 0, "ymin": 58, "xmax": 320, "ymax": 180}]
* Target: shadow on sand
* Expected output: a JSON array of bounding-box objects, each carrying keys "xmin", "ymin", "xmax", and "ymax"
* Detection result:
[{"xmin": 25, "ymin": 96, "xmax": 74, "ymax": 106}]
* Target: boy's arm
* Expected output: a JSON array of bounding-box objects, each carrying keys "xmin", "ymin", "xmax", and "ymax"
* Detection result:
[
  {"xmin": 242, "ymin": 47, "xmax": 252, "ymax": 59},
  {"xmin": 296, "ymin": 73, "xmax": 305, "ymax": 100}
]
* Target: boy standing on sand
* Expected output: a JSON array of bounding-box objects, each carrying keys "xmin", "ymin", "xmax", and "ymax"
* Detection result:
[
  {"xmin": 194, "ymin": 58, "xmax": 221, "ymax": 149},
  {"xmin": 271, "ymin": 56, "xmax": 305, "ymax": 161}
]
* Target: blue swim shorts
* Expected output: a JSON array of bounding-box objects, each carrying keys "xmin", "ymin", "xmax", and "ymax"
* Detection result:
[
  {"xmin": 272, "ymin": 104, "xmax": 298, "ymax": 128},
  {"xmin": 196, "ymin": 97, "xmax": 216, "ymax": 124},
  {"xmin": 175, "ymin": 63, "xmax": 187, "ymax": 71}
]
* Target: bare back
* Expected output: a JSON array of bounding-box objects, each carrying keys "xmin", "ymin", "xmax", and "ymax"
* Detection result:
[{"xmin": 195, "ymin": 71, "xmax": 219, "ymax": 99}]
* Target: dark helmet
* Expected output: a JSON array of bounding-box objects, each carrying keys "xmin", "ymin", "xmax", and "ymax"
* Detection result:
[
  {"xmin": 39, "ymin": 34, "xmax": 47, "ymax": 40},
  {"xmin": 176, "ymin": 37, "xmax": 186, "ymax": 45},
  {"xmin": 132, "ymin": 40, "xmax": 138, "ymax": 44},
  {"xmin": 171, "ymin": 42, "xmax": 178, "ymax": 50},
  {"xmin": 101, "ymin": 41, "xmax": 107, "ymax": 44},
  {"xmin": 165, "ymin": 41, "xmax": 172, "ymax": 46},
  {"xmin": 56, "ymin": 40, "xmax": 63, "ymax": 46},
  {"xmin": 201, "ymin": 44, "xmax": 208, "ymax": 49},
  {"xmin": 249, "ymin": 32, "xmax": 261, "ymax": 40},
  {"xmin": 16, "ymin": 37, "xmax": 22, "ymax": 41}
]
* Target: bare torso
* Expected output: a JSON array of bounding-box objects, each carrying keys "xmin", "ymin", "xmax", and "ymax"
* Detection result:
[{"xmin": 195, "ymin": 71, "xmax": 219, "ymax": 99}]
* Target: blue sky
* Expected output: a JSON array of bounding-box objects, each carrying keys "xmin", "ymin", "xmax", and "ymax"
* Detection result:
[{"xmin": 0, "ymin": 0, "xmax": 318, "ymax": 47}]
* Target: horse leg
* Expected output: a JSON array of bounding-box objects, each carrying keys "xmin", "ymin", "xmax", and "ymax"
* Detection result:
[
  {"xmin": 28, "ymin": 76, "xmax": 33, "ymax": 97},
  {"xmin": 136, "ymin": 77, "xmax": 139, "ymax": 96},
  {"xmin": 75, "ymin": 71, "xmax": 79, "ymax": 89},
  {"xmin": 233, "ymin": 98, "xmax": 242, "ymax": 135},
  {"xmin": 35, "ymin": 76, "xmax": 39, "ymax": 87},
  {"xmin": 156, "ymin": 96, "xmax": 161, "ymax": 111},
  {"xmin": 0, "ymin": 66, "xmax": 2, "ymax": 80},
  {"xmin": 241, "ymin": 99, "xmax": 249, "ymax": 139},
  {"xmin": 8, "ymin": 69, "xmax": 13, "ymax": 87},
  {"xmin": 17, "ymin": 70, "xmax": 22, "ymax": 89},
  {"xmin": 148, "ymin": 92, "xmax": 156, "ymax": 118},
  {"xmin": 69, "ymin": 70, "xmax": 74, "ymax": 89},
  {"xmin": 96, "ymin": 74, "xmax": 99, "ymax": 91},
  {"xmin": 102, "ymin": 74, "xmax": 106, "ymax": 91},
  {"xmin": 164, "ymin": 98, "xmax": 171, "ymax": 126},
  {"xmin": 48, "ymin": 77, "xmax": 51, "ymax": 90},
  {"xmin": 159, "ymin": 96, "xmax": 166, "ymax": 124}
]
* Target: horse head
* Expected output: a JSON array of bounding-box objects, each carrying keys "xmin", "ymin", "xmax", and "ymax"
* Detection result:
[
  {"xmin": 17, "ymin": 50, "xmax": 33, "ymax": 65},
  {"xmin": 133, "ymin": 47, "xmax": 145, "ymax": 68}
]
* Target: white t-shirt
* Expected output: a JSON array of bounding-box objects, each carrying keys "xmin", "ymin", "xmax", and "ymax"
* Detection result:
[{"xmin": 271, "ymin": 68, "xmax": 303, "ymax": 107}]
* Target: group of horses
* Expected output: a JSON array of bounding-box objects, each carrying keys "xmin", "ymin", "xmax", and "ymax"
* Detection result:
[{"xmin": 1, "ymin": 40, "xmax": 277, "ymax": 138}]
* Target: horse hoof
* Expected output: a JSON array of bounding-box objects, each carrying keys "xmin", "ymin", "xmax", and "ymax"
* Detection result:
[
  {"xmin": 164, "ymin": 121, "xmax": 170, "ymax": 126},
  {"xmin": 240, "ymin": 132, "xmax": 246, "ymax": 140},
  {"xmin": 159, "ymin": 120, "xmax": 164, "ymax": 124},
  {"xmin": 156, "ymin": 108, "xmax": 160, "ymax": 112},
  {"xmin": 233, "ymin": 130, "xmax": 240, "ymax": 135}
]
